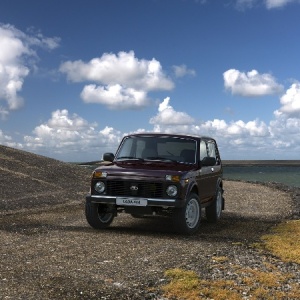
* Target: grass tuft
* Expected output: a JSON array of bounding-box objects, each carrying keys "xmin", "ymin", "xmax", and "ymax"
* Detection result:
[
  {"xmin": 162, "ymin": 219, "xmax": 300, "ymax": 300},
  {"xmin": 261, "ymin": 220, "xmax": 300, "ymax": 264},
  {"xmin": 163, "ymin": 268, "xmax": 200, "ymax": 300}
]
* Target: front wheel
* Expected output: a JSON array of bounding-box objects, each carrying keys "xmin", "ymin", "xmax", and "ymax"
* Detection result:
[
  {"xmin": 85, "ymin": 202, "xmax": 115, "ymax": 229},
  {"xmin": 205, "ymin": 185, "xmax": 223, "ymax": 223},
  {"xmin": 173, "ymin": 193, "xmax": 201, "ymax": 235}
]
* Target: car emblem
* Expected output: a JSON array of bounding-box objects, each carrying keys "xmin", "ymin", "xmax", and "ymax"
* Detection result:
[{"xmin": 130, "ymin": 185, "xmax": 138, "ymax": 191}]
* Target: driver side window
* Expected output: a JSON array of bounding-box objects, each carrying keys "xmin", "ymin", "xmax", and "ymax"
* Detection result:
[
  {"xmin": 200, "ymin": 140, "xmax": 207, "ymax": 161},
  {"xmin": 207, "ymin": 141, "xmax": 217, "ymax": 159}
]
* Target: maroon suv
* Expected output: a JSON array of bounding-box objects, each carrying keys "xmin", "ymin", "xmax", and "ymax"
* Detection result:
[{"xmin": 85, "ymin": 133, "xmax": 224, "ymax": 234}]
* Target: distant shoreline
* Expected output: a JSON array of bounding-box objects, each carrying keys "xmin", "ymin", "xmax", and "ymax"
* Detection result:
[{"xmin": 222, "ymin": 160, "xmax": 300, "ymax": 167}]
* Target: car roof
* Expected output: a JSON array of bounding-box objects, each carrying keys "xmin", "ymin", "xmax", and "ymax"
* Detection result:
[{"xmin": 125, "ymin": 133, "xmax": 215, "ymax": 141}]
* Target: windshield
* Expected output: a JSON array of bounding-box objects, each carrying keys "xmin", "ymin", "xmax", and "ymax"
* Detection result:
[{"xmin": 116, "ymin": 136, "xmax": 197, "ymax": 164}]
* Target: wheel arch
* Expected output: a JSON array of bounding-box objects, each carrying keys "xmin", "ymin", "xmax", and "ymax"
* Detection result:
[{"xmin": 185, "ymin": 181, "xmax": 199, "ymax": 199}]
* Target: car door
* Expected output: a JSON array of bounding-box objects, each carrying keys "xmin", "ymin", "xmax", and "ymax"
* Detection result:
[
  {"xmin": 197, "ymin": 139, "xmax": 218, "ymax": 204},
  {"xmin": 206, "ymin": 140, "xmax": 222, "ymax": 196}
]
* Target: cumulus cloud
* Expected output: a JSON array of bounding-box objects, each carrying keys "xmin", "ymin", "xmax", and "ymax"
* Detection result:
[
  {"xmin": 223, "ymin": 69, "xmax": 284, "ymax": 97},
  {"xmin": 147, "ymin": 96, "xmax": 300, "ymax": 159},
  {"xmin": 60, "ymin": 51, "xmax": 174, "ymax": 110},
  {"xmin": 0, "ymin": 129, "xmax": 23, "ymax": 148},
  {"xmin": 0, "ymin": 129, "xmax": 12, "ymax": 143},
  {"xmin": 149, "ymin": 98, "xmax": 268, "ymax": 142},
  {"xmin": 269, "ymin": 113, "xmax": 300, "ymax": 155},
  {"xmin": 23, "ymin": 109, "xmax": 122, "ymax": 160},
  {"xmin": 197, "ymin": 118, "xmax": 269, "ymax": 138},
  {"xmin": 150, "ymin": 97, "xmax": 195, "ymax": 125},
  {"xmin": 80, "ymin": 84, "xmax": 149, "ymax": 109},
  {"xmin": 0, "ymin": 24, "xmax": 60, "ymax": 115},
  {"xmin": 8, "ymin": 85, "xmax": 300, "ymax": 160},
  {"xmin": 172, "ymin": 64, "xmax": 196, "ymax": 78},
  {"xmin": 275, "ymin": 82, "xmax": 300, "ymax": 118}
]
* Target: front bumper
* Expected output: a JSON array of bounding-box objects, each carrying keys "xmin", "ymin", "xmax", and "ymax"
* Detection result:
[{"xmin": 86, "ymin": 194, "xmax": 184, "ymax": 208}]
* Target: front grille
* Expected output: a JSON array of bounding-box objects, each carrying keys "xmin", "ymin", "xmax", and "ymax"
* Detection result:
[{"xmin": 106, "ymin": 180, "xmax": 164, "ymax": 198}]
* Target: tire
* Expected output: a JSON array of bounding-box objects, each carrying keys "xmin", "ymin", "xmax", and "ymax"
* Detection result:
[
  {"xmin": 205, "ymin": 185, "xmax": 223, "ymax": 223},
  {"xmin": 173, "ymin": 193, "xmax": 201, "ymax": 235},
  {"xmin": 85, "ymin": 201, "xmax": 115, "ymax": 229}
]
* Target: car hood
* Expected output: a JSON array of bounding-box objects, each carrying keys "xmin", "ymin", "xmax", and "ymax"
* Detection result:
[{"xmin": 94, "ymin": 161, "xmax": 197, "ymax": 179}]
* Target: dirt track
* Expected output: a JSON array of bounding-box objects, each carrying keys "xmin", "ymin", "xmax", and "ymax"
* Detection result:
[{"xmin": 1, "ymin": 180, "xmax": 299, "ymax": 299}]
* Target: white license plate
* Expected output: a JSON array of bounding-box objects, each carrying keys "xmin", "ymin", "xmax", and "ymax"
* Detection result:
[{"xmin": 116, "ymin": 197, "xmax": 147, "ymax": 206}]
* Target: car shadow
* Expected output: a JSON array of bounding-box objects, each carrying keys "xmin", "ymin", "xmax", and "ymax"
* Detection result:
[{"xmin": 0, "ymin": 210, "xmax": 281, "ymax": 244}]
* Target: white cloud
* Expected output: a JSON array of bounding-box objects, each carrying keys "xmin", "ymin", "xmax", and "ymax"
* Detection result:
[
  {"xmin": 0, "ymin": 25, "xmax": 29, "ymax": 111},
  {"xmin": 23, "ymin": 109, "xmax": 122, "ymax": 161},
  {"xmin": 60, "ymin": 51, "xmax": 174, "ymax": 110},
  {"xmin": 0, "ymin": 129, "xmax": 12, "ymax": 143},
  {"xmin": 275, "ymin": 82, "xmax": 300, "ymax": 118},
  {"xmin": 147, "ymin": 96, "xmax": 300, "ymax": 159},
  {"xmin": 0, "ymin": 129, "xmax": 23, "ymax": 149},
  {"xmin": 150, "ymin": 97, "xmax": 195, "ymax": 125},
  {"xmin": 190, "ymin": 118, "xmax": 269, "ymax": 139},
  {"xmin": 3, "ymin": 87, "xmax": 300, "ymax": 160},
  {"xmin": 0, "ymin": 24, "xmax": 60, "ymax": 115},
  {"xmin": 269, "ymin": 114, "xmax": 300, "ymax": 155},
  {"xmin": 172, "ymin": 64, "xmax": 196, "ymax": 78},
  {"xmin": 223, "ymin": 69, "xmax": 284, "ymax": 97},
  {"xmin": 80, "ymin": 84, "xmax": 149, "ymax": 110}
]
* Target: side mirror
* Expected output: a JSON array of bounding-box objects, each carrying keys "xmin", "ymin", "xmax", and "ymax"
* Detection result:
[
  {"xmin": 201, "ymin": 156, "xmax": 216, "ymax": 167},
  {"xmin": 103, "ymin": 152, "xmax": 114, "ymax": 162}
]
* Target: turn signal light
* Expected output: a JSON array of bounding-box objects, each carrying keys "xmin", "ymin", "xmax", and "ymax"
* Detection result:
[
  {"xmin": 93, "ymin": 171, "xmax": 107, "ymax": 178},
  {"xmin": 165, "ymin": 175, "xmax": 180, "ymax": 182}
]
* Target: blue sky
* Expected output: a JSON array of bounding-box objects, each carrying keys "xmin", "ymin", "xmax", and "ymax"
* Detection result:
[{"xmin": 1, "ymin": 0, "xmax": 300, "ymax": 161}]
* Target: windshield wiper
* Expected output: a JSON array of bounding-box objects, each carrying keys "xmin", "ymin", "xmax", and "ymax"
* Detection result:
[
  {"xmin": 117, "ymin": 156, "xmax": 144, "ymax": 161},
  {"xmin": 144, "ymin": 157, "xmax": 178, "ymax": 163}
]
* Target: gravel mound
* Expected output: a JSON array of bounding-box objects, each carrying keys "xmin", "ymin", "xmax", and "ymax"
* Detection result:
[{"xmin": 0, "ymin": 145, "xmax": 91, "ymax": 213}]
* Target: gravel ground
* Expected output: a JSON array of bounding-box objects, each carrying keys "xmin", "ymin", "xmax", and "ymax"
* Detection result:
[
  {"xmin": 1, "ymin": 145, "xmax": 300, "ymax": 299},
  {"xmin": 1, "ymin": 181, "xmax": 300, "ymax": 299}
]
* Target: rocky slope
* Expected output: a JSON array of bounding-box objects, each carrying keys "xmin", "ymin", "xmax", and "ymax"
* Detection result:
[{"xmin": 0, "ymin": 145, "xmax": 91, "ymax": 213}]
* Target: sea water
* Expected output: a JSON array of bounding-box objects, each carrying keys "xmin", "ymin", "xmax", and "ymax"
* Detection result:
[{"xmin": 223, "ymin": 166, "xmax": 300, "ymax": 188}]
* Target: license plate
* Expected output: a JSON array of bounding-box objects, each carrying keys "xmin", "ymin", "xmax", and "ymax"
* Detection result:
[{"xmin": 116, "ymin": 197, "xmax": 147, "ymax": 206}]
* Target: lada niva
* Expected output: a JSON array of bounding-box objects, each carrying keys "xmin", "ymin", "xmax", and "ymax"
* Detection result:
[{"xmin": 85, "ymin": 133, "xmax": 224, "ymax": 234}]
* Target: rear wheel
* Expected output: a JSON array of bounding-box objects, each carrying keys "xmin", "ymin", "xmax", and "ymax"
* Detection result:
[
  {"xmin": 173, "ymin": 193, "xmax": 201, "ymax": 234},
  {"xmin": 205, "ymin": 185, "xmax": 223, "ymax": 223},
  {"xmin": 85, "ymin": 202, "xmax": 115, "ymax": 229}
]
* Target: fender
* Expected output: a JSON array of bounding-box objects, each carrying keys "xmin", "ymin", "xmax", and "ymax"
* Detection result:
[{"xmin": 184, "ymin": 178, "xmax": 199, "ymax": 202}]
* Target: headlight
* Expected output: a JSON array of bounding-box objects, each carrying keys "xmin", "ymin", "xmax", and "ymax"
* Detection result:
[
  {"xmin": 166, "ymin": 185, "xmax": 178, "ymax": 197},
  {"xmin": 94, "ymin": 181, "xmax": 105, "ymax": 193}
]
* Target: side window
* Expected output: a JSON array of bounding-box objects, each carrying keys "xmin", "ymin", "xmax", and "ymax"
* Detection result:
[
  {"xmin": 207, "ymin": 141, "xmax": 216, "ymax": 159},
  {"xmin": 199, "ymin": 140, "xmax": 207, "ymax": 161}
]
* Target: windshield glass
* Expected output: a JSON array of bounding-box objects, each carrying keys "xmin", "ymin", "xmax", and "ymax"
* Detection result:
[{"xmin": 116, "ymin": 136, "xmax": 197, "ymax": 164}]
